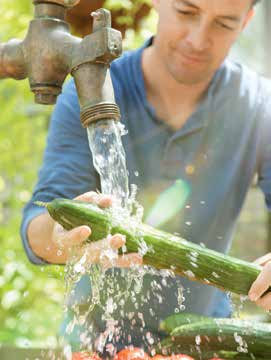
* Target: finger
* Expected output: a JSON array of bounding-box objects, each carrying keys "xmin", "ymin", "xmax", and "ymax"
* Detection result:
[
  {"xmin": 114, "ymin": 253, "xmax": 143, "ymax": 268},
  {"xmin": 58, "ymin": 225, "xmax": 91, "ymax": 248},
  {"xmin": 74, "ymin": 191, "xmax": 113, "ymax": 208},
  {"xmin": 82, "ymin": 237, "xmax": 114, "ymax": 264},
  {"xmin": 74, "ymin": 191, "xmax": 98, "ymax": 202},
  {"xmin": 248, "ymin": 262, "xmax": 271, "ymax": 301},
  {"xmin": 254, "ymin": 253, "xmax": 271, "ymax": 266},
  {"xmin": 77, "ymin": 235, "xmax": 125, "ymax": 266},
  {"xmin": 98, "ymin": 195, "xmax": 113, "ymax": 208},
  {"xmin": 109, "ymin": 234, "xmax": 126, "ymax": 250},
  {"xmin": 255, "ymin": 292, "xmax": 271, "ymax": 311}
]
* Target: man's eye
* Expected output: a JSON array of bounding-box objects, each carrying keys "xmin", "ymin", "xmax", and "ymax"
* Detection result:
[
  {"xmin": 177, "ymin": 10, "xmax": 195, "ymax": 16},
  {"xmin": 217, "ymin": 21, "xmax": 234, "ymax": 31}
]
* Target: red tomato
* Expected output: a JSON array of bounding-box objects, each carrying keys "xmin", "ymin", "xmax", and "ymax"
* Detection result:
[
  {"xmin": 152, "ymin": 355, "xmax": 194, "ymax": 360},
  {"xmin": 72, "ymin": 352, "xmax": 101, "ymax": 360},
  {"xmin": 114, "ymin": 347, "xmax": 150, "ymax": 359},
  {"xmin": 171, "ymin": 356, "xmax": 194, "ymax": 360}
]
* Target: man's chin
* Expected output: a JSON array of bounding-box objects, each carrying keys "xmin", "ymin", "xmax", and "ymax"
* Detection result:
[
  {"xmin": 169, "ymin": 66, "xmax": 213, "ymax": 85},
  {"xmin": 173, "ymin": 73, "xmax": 210, "ymax": 85}
]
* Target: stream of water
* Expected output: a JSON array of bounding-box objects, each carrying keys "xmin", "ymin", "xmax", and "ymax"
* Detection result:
[
  {"xmin": 87, "ymin": 119, "xmax": 130, "ymax": 209},
  {"xmin": 61, "ymin": 119, "xmax": 186, "ymax": 357},
  {"xmin": 62, "ymin": 120, "xmax": 147, "ymax": 355}
]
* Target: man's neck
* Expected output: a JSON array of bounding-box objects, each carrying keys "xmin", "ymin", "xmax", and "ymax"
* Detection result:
[{"xmin": 141, "ymin": 44, "xmax": 212, "ymax": 130}]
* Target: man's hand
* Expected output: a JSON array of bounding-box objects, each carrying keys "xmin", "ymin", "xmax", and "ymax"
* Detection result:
[
  {"xmin": 52, "ymin": 191, "xmax": 143, "ymax": 269},
  {"xmin": 248, "ymin": 253, "xmax": 271, "ymax": 311}
]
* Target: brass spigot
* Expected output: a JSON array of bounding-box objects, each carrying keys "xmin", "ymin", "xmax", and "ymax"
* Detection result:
[{"xmin": 0, "ymin": 1, "xmax": 122, "ymax": 125}]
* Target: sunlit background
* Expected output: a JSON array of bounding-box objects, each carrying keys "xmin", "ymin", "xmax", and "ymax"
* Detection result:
[{"xmin": 0, "ymin": 0, "xmax": 270, "ymax": 350}]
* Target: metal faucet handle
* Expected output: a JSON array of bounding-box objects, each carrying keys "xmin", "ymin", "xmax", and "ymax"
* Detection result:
[{"xmin": 91, "ymin": 8, "xmax": 112, "ymax": 32}]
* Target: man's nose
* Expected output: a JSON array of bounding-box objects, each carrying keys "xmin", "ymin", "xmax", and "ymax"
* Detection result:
[{"xmin": 186, "ymin": 22, "xmax": 212, "ymax": 52}]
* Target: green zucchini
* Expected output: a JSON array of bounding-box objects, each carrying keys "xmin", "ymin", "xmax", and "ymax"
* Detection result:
[
  {"xmin": 36, "ymin": 198, "xmax": 267, "ymax": 295},
  {"xmin": 160, "ymin": 317, "xmax": 271, "ymax": 358},
  {"xmin": 158, "ymin": 349, "xmax": 269, "ymax": 360},
  {"xmin": 159, "ymin": 313, "xmax": 210, "ymax": 334},
  {"xmin": 155, "ymin": 348, "xmax": 269, "ymax": 360}
]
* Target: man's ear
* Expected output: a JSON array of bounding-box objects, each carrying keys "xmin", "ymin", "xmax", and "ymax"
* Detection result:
[{"xmin": 242, "ymin": 8, "xmax": 255, "ymax": 29}]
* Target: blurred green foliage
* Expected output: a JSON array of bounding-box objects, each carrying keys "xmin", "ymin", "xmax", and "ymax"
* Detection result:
[
  {"xmin": 0, "ymin": 0, "xmax": 267, "ymax": 348},
  {"xmin": 0, "ymin": 75, "xmax": 65, "ymax": 347},
  {"xmin": 0, "ymin": 0, "xmax": 65, "ymax": 346}
]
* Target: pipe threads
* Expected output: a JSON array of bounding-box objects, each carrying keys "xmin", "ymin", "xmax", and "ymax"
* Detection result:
[{"xmin": 81, "ymin": 103, "xmax": 120, "ymax": 128}]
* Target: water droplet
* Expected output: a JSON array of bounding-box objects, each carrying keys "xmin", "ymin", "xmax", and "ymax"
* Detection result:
[
  {"xmin": 184, "ymin": 270, "xmax": 195, "ymax": 278},
  {"xmin": 191, "ymin": 262, "xmax": 198, "ymax": 268},
  {"xmin": 195, "ymin": 335, "xmax": 201, "ymax": 345},
  {"xmin": 212, "ymin": 272, "xmax": 220, "ymax": 278}
]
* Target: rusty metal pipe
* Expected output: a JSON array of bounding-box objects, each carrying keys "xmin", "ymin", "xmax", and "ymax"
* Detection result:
[
  {"xmin": 74, "ymin": 63, "xmax": 120, "ymax": 127},
  {"xmin": 0, "ymin": 1, "xmax": 122, "ymax": 126},
  {"xmin": 71, "ymin": 9, "xmax": 122, "ymax": 126},
  {"xmin": 0, "ymin": 39, "xmax": 26, "ymax": 80}
]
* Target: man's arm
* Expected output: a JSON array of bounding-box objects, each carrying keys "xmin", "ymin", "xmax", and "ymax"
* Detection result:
[
  {"xmin": 20, "ymin": 79, "xmax": 98, "ymax": 264},
  {"xmin": 21, "ymin": 79, "xmax": 142, "ymax": 268},
  {"xmin": 26, "ymin": 192, "xmax": 142, "ymax": 267},
  {"xmin": 26, "ymin": 191, "xmax": 107, "ymax": 264},
  {"xmin": 248, "ymin": 79, "xmax": 271, "ymax": 311}
]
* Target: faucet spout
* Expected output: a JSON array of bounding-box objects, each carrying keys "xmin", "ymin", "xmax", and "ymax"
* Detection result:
[{"xmin": 71, "ymin": 8, "xmax": 122, "ymax": 127}]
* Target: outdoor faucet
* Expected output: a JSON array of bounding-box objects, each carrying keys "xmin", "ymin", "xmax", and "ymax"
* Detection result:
[{"xmin": 0, "ymin": 0, "xmax": 122, "ymax": 127}]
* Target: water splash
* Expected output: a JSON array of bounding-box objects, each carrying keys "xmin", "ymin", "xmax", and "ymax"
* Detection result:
[{"xmin": 62, "ymin": 119, "xmax": 187, "ymax": 356}]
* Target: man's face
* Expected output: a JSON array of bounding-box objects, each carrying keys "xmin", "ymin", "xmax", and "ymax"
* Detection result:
[{"xmin": 152, "ymin": 0, "xmax": 254, "ymax": 84}]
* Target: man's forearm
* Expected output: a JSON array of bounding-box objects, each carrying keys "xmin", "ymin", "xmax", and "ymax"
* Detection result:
[{"xmin": 27, "ymin": 212, "xmax": 67, "ymax": 264}]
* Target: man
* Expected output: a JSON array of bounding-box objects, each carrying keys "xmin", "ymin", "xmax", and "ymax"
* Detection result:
[{"xmin": 21, "ymin": 0, "xmax": 271, "ymax": 355}]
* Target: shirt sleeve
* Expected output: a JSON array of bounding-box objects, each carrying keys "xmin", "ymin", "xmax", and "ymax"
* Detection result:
[
  {"xmin": 20, "ymin": 79, "xmax": 100, "ymax": 264},
  {"xmin": 257, "ymin": 78, "xmax": 271, "ymax": 211}
]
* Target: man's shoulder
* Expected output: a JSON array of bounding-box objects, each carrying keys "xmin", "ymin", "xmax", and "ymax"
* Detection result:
[
  {"xmin": 214, "ymin": 60, "xmax": 271, "ymax": 109},
  {"xmin": 110, "ymin": 47, "xmax": 144, "ymax": 104},
  {"xmin": 110, "ymin": 47, "xmax": 142, "ymax": 84},
  {"xmin": 222, "ymin": 60, "xmax": 271, "ymax": 93},
  {"xmin": 112, "ymin": 47, "xmax": 140, "ymax": 68},
  {"xmin": 218, "ymin": 60, "xmax": 256, "ymax": 91}
]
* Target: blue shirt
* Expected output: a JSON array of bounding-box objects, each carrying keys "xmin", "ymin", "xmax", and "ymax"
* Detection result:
[{"xmin": 21, "ymin": 38, "xmax": 271, "ymax": 351}]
